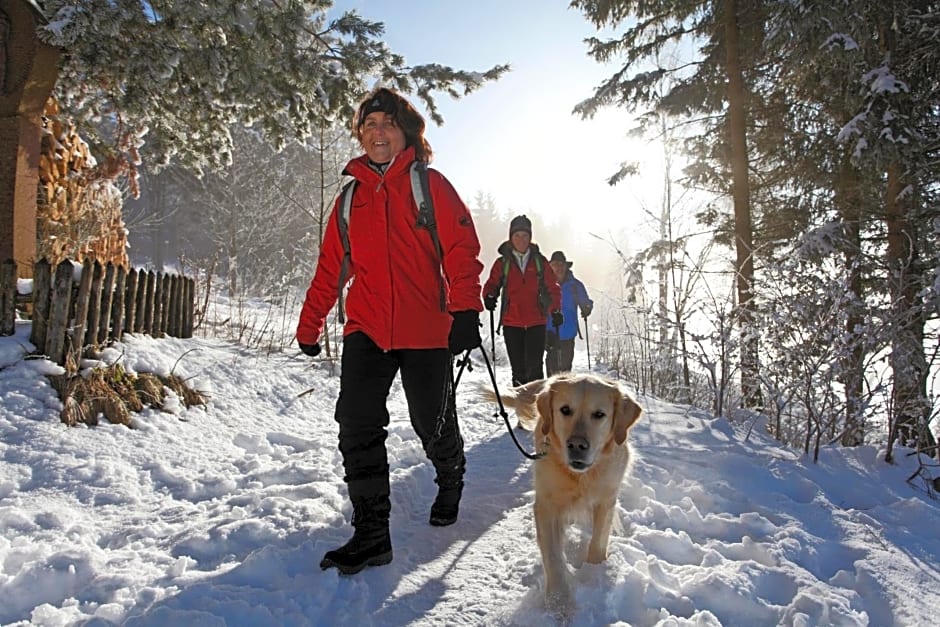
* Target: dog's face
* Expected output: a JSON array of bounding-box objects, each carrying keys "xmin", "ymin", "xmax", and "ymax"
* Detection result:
[{"xmin": 535, "ymin": 375, "xmax": 642, "ymax": 473}]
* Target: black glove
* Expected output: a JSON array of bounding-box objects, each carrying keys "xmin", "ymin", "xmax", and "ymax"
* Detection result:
[
  {"xmin": 483, "ymin": 293, "xmax": 498, "ymax": 311},
  {"xmin": 298, "ymin": 342, "xmax": 321, "ymax": 357},
  {"xmin": 581, "ymin": 304, "xmax": 592, "ymax": 318},
  {"xmin": 551, "ymin": 311, "xmax": 564, "ymax": 329},
  {"xmin": 449, "ymin": 310, "xmax": 482, "ymax": 354}
]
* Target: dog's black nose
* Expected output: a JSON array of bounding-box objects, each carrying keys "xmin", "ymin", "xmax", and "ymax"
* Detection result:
[{"xmin": 567, "ymin": 435, "xmax": 589, "ymax": 453}]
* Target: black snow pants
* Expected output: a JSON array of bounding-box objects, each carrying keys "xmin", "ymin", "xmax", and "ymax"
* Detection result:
[
  {"xmin": 334, "ymin": 331, "xmax": 465, "ymax": 527},
  {"xmin": 502, "ymin": 324, "xmax": 547, "ymax": 386}
]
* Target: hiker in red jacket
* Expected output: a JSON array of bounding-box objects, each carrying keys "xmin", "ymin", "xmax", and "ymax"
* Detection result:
[
  {"xmin": 482, "ymin": 215, "xmax": 561, "ymax": 386},
  {"xmin": 296, "ymin": 87, "xmax": 484, "ymax": 575}
]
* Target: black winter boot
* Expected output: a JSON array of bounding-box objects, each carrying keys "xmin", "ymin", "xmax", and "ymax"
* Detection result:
[
  {"xmin": 320, "ymin": 527, "xmax": 392, "ymax": 575},
  {"xmin": 321, "ymin": 495, "xmax": 392, "ymax": 575},
  {"xmin": 429, "ymin": 479, "xmax": 463, "ymax": 527}
]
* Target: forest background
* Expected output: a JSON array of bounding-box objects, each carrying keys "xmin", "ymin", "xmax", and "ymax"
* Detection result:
[{"xmin": 25, "ymin": 0, "xmax": 940, "ymax": 481}]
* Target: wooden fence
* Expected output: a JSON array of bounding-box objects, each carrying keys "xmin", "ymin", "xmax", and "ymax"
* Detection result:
[{"xmin": 0, "ymin": 258, "xmax": 195, "ymax": 368}]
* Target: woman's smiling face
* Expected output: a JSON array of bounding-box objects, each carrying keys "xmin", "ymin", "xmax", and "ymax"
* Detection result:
[{"xmin": 359, "ymin": 112, "xmax": 406, "ymax": 164}]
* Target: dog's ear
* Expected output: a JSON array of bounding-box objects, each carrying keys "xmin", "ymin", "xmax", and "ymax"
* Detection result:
[
  {"xmin": 536, "ymin": 385, "xmax": 554, "ymax": 436},
  {"xmin": 613, "ymin": 392, "xmax": 642, "ymax": 445}
]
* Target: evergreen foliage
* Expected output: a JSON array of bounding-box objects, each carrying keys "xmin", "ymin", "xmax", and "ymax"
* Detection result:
[
  {"xmin": 36, "ymin": 1, "xmax": 509, "ymax": 176},
  {"xmin": 572, "ymin": 0, "xmax": 763, "ymax": 407},
  {"xmin": 572, "ymin": 0, "xmax": 940, "ymax": 457}
]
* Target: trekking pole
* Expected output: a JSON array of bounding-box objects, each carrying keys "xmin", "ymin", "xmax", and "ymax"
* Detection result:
[
  {"xmin": 452, "ymin": 348, "xmax": 473, "ymax": 389},
  {"xmin": 546, "ymin": 318, "xmax": 560, "ymax": 376},
  {"xmin": 478, "ymin": 347, "xmax": 545, "ymax": 461},
  {"xmin": 584, "ymin": 315, "xmax": 592, "ymax": 370},
  {"xmin": 490, "ymin": 310, "xmax": 498, "ymax": 363}
]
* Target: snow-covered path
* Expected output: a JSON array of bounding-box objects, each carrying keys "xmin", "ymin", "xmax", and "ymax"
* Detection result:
[{"xmin": 1, "ymin": 325, "xmax": 939, "ymax": 626}]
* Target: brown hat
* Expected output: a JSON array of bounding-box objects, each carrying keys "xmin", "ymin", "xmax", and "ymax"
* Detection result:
[
  {"xmin": 509, "ymin": 215, "xmax": 532, "ymax": 237},
  {"xmin": 550, "ymin": 250, "xmax": 573, "ymax": 268}
]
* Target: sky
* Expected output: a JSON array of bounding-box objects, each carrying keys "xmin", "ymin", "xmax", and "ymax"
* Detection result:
[
  {"xmin": 2, "ymin": 296, "xmax": 940, "ymax": 626},
  {"xmin": 331, "ymin": 1, "xmax": 664, "ymax": 249}
]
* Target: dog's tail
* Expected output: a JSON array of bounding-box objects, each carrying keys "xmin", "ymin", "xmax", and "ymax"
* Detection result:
[{"xmin": 477, "ymin": 379, "xmax": 546, "ymax": 431}]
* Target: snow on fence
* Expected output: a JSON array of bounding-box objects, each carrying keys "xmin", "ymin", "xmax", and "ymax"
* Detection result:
[{"xmin": 0, "ymin": 258, "xmax": 194, "ymax": 368}]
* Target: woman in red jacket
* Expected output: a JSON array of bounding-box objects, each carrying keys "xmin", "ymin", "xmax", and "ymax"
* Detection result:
[
  {"xmin": 296, "ymin": 87, "xmax": 484, "ymax": 575},
  {"xmin": 482, "ymin": 215, "xmax": 562, "ymax": 386}
]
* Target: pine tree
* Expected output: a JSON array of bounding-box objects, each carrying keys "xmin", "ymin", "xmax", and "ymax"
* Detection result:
[
  {"xmin": 571, "ymin": 0, "xmax": 764, "ymax": 408},
  {"xmin": 848, "ymin": 1, "xmax": 940, "ymax": 461},
  {"xmin": 757, "ymin": 1, "xmax": 885, "ymax": 447},
  {"xmin": 573, "ymin": 0, "xmax": 940, "ymax": 456},
  {"xmin": 763, "ymin": 0, "xmax": 939, "ymax": 457}
]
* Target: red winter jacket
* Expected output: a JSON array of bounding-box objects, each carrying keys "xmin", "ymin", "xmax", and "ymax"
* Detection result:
[
  {"xmin": 482, "ymin": 242, "xmax": 561, "ymax": 329},
  {"xmin": 296, "ymin": 147, "xmax": 484, "ymax": 350}
]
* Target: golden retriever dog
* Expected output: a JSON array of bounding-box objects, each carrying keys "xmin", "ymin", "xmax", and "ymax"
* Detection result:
[{"xmin": 485, "ymin": 373, "xmax": 643, "ymax": 615}]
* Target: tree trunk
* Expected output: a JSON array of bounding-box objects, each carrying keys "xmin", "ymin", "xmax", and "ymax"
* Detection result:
[
  {"xmin": 722, "ymin": 0, "xmax": 760, "ymax": 408},
  {"xmin": 877, "ymin": 14, "xmax": 934, "ymax": 463},
  {"xmin": 883, "ymin": 163, "xmax": 933, "ymax": 462},
  {"xmin": 837, "ymin": 152, "xmax": 865, "ymax": 447},
  {"xmin": 658, "ymin": 116, "xmax": 674, "ymax": 394}
]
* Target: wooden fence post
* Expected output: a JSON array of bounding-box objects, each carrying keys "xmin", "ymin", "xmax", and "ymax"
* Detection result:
[
  {"xmin": 46, "ymin": 261, "xmax": 74, "ymax": 365},
  {"xmin": 134, "ymin": 269, "xmax": 147, "ymax": 333},
  {"xmin": 111, "ymin": 265, "xmax": 126, "ymax": 341},
  {"xmin": 0, "ymin": 260, "xmax": 16, "ymax": 336},
  {"xmin": 159, "ymin": 273, "xmax": 171, "ymax": 337},
  {"xmin": 143, "ymin": 270, "xmax": 156, "ymax": 335},
  {"xmin": 97, "ymin": 264, "xmax": 115, "ymax": 345},
  {"xmin": 124, "ymin": 268, "xmax": 138, "ymax": 335},
  {"xmin": 70, "ymin": 258, "xmax": 94, "ymax": 367},
  {"xmin": 167, "ymin": 274, "xmax": 180, "ymax": 337},
  {"xmin": 29, "ymin": 258, "xmax": 51, "ymax": 349},
  {"xmin": 182, "ymin": 276, "xmax": 194, "ymax": 338},
  {"xmin": 152, "ymin": 271, "xmax": 164, "ymax": 337},
  {"xmin": 84, "ymin": 261, "xmax": 104, "ymax": 350}
]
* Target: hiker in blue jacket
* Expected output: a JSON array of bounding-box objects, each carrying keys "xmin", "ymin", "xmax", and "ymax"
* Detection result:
[{"xmin": 545, "ymin": 251, "xmax": 593, "ymax": 375}]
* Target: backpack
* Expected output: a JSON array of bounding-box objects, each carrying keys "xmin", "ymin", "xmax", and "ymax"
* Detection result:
[
  {"xmin": 496, "ymin": 253, "xmax": 553, "ymax": 329},
  {"xmin": 335, "ymin": 161, "xmax": 445, "ymax": 323}
]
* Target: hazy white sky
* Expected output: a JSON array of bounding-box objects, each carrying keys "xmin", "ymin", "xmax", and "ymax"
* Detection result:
[{"xmin": 332, "ymin": 1, "xmax": 663, "ymax": 248}]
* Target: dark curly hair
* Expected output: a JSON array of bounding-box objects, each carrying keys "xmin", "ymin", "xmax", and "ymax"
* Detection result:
[{"xmin": 353, "ymin": 87, "xmax": 433, "ymax": 163}]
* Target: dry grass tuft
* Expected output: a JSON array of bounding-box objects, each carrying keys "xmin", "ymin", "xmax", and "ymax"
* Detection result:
[
  {"xmin": 162, "ymin": 373, "xmax": 207, "ymax": 408},
  {"xmin": 50, "ymin": 362, "xmax": 207, "ymax": 427},
  {"xmin": 110, "ymin": 364, "xmax": 144, "ymax": 412},
  {"xmin": 60, "ymin": 394, "xmax": 88, "ymax": 427},
  {"xmin": 133, "ymin": 373, "xmax": 164, "ymax": 408},
  {"xmin": 97, "ymin": 394, "xmax": 131, "ymax": 426}
]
